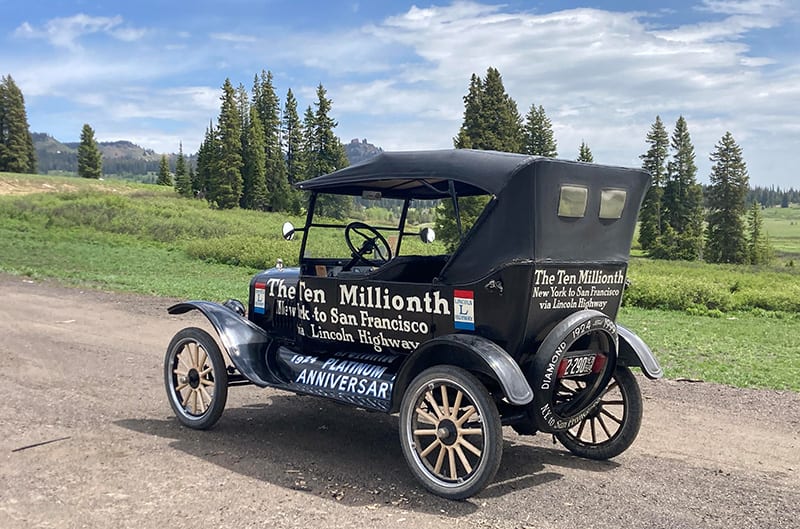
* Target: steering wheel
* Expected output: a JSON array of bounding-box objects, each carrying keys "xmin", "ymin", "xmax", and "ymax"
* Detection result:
[{"xmin": 344, "ymin": 221, "xmax": 393, "ymax": 269}]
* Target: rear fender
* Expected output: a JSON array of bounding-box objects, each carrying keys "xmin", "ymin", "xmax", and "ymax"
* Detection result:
[
  {"xmin": 391, "ymin": 334, "xmax": 533, "ymax": 412},
  {"xmin": 617, "ymin": 324, "xmax": 663, "ymax": 379},
  {"xmin": 168, "ymin": 301, "xmax": 276, "ymax": 386}
]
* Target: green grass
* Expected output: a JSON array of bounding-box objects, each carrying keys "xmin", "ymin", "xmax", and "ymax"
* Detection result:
[
  {"xmin": 619, "ymin": 307, "xmax": 800, "ymax": 391},
  {"xmin": 762, "ymin": 204, "xmax": 800, "ymax": 259},
  {"xmin": 1, "ymin": 172, "xmax": 799, "ymax": 391}
]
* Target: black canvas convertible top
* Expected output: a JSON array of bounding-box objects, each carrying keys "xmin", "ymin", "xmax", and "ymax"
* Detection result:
[
  {"xmin": 297, "ymin": 149, "xmax": 533, "ymax": 198},
  {"xmin": 298, "ymin": 149, "xmax": 651, "ymax": 283}
]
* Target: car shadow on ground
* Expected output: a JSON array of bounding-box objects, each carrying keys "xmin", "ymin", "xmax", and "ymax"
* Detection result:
[{"xmin": 116, "ymin": 394, "xmax": 617, "ymax": 515}]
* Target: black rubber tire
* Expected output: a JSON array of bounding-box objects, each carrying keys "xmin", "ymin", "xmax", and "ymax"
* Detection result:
[
  {"xmin": 164, "ymin": 327, "xmax": 228, "ymax": 430},
  {"xmin": 399, "ymin": 365, "xmax": 503, "ymax": 500},
  {"xmin": 555, "ymin": 366, "xmax": 642, "ymax": 460}
]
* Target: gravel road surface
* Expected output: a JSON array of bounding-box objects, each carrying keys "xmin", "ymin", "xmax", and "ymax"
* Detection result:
[{"xmin": 1, "ymin": 275, "xmax": 798, "ymax": 528}]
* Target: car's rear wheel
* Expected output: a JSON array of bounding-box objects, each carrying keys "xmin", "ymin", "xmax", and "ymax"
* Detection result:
[
  {"xmin": 555, "ymin": 366, "xmax": 642, "ymax": 460},
  {"xmin": 399, "ymin": 366, "xmax": 502, "ymax": 500},
  {"xmin": 164, "ymin": 327, "xmax": 228, "ymax": 430}
]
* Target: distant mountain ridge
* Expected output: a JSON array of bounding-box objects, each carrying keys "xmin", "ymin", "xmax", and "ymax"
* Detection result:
[{"xmin": 33, "ymin": 133, "xmax": 383, "ymax": 177}]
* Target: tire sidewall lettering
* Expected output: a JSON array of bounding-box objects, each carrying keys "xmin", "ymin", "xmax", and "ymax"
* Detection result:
[{"xmin": 530, "ymin": 311, "xmax": 617, "ymax": 432}]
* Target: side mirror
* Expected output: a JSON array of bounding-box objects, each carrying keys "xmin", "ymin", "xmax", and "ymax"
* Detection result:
[
  {"xmin": 419, "ymin": 227, "xmax": 436, "ymax": 244},
  {"xmin": 282, "ymin": 221, "xmax": 296, "ymax": 241}
]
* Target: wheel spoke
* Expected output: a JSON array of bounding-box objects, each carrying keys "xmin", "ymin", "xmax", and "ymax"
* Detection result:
[
  {"xmin": 199, "ymin": 377, "xmax": 215, "ymax": 387},
  {"xmin": 590, "ymin": 417, "xmax": 597, "ymax": 444},
  {"xmin": 413, "ymin": 428, "xmax": 438, "ymax": 436},
  {"xmin": 600, "ymin": 408, "xmax": 623, "ymax": 425},
  {"xmin": 425, "ymin": 391, "xmax": 444, "ymax": 419},
  {"xmin": 440, "ymin": 385, "xmax": 450, "ymax": 417},
  {"xmin": 178, "ymin": 349, "xmax": 192, "ymax": 371},
  {"xmin": 456, "ymin": 405, "xmax": 476, "ymax": 426},
  {"xmin": 459, "ymin": 427, "xmax": 483, "ymax": 436},
  {"xmin": 600, "ymin": 399, "xmax": 625, "ymax": 406},
  {"xmin": 602, "ymin": 381, "xmax": 619, "ymax": 396},
  {"xmin": 434, "ymin": 444, "xmax": 447, "ymax": 474},
  {"xmin": 181, "ymin": 389, "xmax": 192, "ymax": 407},
  {"xmin": 199, "ymin": 366, "xmax": 213, "ymax": 377},
  {"xmin": 198, "ymin": 347, "xmax": 208, "ymax": 370},
  {"xmin": 173, "ymin": 368, "xmax": 188, "ymax": 377},
  {"xmin": 188, "ymin": 343, "xmax": 198, "ymax": 369},
  {"xmin": 448, "ymin": 447, "xmax": 457, "ymax": 480},
  {"xmin": 454, "ymin": 444, "xmax": 472, "ymax": 474},
  {"xmin": 191, "ymin": 390, "xmax": 199, "ymax": 415},
  {"xmin": 597, "ymin": 414, "xmax": 613, "ymax": 439},
  {"xmin": 199, "ymin": 386, "xmax": 213, "ymax": 407},
  {"xmin": 416, "ymin": 408, "xmax": 439, "ymax": 426},
  {"xmin": 459, "ymin": 437, "xmax": 482, "ymax": 457},
  {"xmin": 452, "ymin": 389, "xmax": 464, "ymax": 415},
  {"xmin": 175, "ymin": 382, "xmax": 188, "ymax": 392},
  {"xmin": 574, "ymin": 417, "xmax": 588, "ymax": 439},
  {"xmin": 419, "ymin": 438, "xmax": 440, "ymax": 458}
]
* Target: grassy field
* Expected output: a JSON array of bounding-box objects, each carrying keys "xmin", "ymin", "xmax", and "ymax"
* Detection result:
[{"xmin": 1, "ymin": 171, "xmax": 798, "ymax": 391}]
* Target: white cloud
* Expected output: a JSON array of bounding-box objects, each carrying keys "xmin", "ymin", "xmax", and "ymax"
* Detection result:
[{"xmin": 13, "ymin": 13, "xmax": 146, "ymax": 49}]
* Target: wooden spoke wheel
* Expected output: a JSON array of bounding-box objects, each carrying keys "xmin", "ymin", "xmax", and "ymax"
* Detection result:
[
  {"xmin": 555, "ymin": 366, "xmax": 642, "ymax": 460},
  {"xmin": 164, "ymin": 327, "xmax": 228, "ymax": 430},
  {"xmin": 399, "ymin": 366, "xmax": 502, "ymax": 499}
]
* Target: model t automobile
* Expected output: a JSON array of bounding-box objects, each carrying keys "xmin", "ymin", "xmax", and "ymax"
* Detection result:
[{"xmin": 165, "ymin": 149, "xmax": 662, "ymax": 499}]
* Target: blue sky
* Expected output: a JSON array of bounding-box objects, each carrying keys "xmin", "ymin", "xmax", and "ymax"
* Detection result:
[{"xmin": 2, "ymin": 0, "xmax": 798, "ymax": 187}]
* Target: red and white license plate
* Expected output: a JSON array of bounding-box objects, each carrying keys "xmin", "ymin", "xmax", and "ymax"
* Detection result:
[{"xmin": 558, "ymin": 354, "xmax": 596, "ymax": 378}]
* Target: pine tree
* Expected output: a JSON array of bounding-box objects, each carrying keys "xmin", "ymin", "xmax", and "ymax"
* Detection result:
[
  {"xmin": 658, "ymin": 116, "xmax": 704, "ymax": 260},
  {"xmin": 781, "ymin": 193, "xmax": 789, "ymax": 208},
  {"xmin": 577, "ymin": 141, "xmax": 593, "ymax": 162},
  {"xmin": 705, "ymin": 132, "xmax": 749, "ymax": 264},
  {"xmin": 174, "ymin": 142, "xmax": 191, "ymax": 196},
  {"xmin": 747, "ymin": 201, "xmax": 773, "ymax": 265},
  {"xmin": 188, "ymin": 164, "xmax": 196, "ymax": 195},
  {"xmin": 209, "ymin": 79, "xmax": 244, "ymax": 209},
  {"xmin": 194, "ymin": 123, "xmax": 216, "ymax": 198},
  {"xmin": 282, "ymin": 88, "xmax": 304, "ymax": 214},
  {"xmin": 638, "ymin": 116, "xmax": 669, "ymax": 252},
  {"xmin": 77, "ymin": 123, "xmax": 102, "ymax": 178},
  {"xmin": 156, "ymin": 154, "xmax": 171, "ymax": 185},
  {"xmin": 301, "ymin": 84, "xmax": 350, "ymax": 219},
  {"xmin": 523, "ymin": 104, "xmax": 557, "ymax": 157},
  {"xmin": 242, "ymin": 106, "xmax": 268, "ymax": 210},
  {"xmin": 253, "ymin": 71, "xmax": 290, "ymax": 211},
  {"xmin": 0, "ymin": 75, "xmax": 37, "ymax": 173},
  {"xmin": 454, "ymin": 74, "xmax": 484, "ymax": 150},
  {"xmin": 441, "ymin": 68, "xmax": 523, "ymax": 250}
]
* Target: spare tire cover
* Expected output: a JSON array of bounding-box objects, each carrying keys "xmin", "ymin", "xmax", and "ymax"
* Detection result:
[{"xmin": 529, "ymin": 310, "xmax": 618, "ymax": 432}]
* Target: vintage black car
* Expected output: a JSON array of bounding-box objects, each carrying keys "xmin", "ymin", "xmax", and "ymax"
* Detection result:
[{"xmin": 165, "ymin": 149, "xmax": 662, "ymax": 499}]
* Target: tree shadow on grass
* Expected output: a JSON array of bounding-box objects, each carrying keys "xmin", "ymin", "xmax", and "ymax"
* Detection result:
[{"xmin": 116, "ymin": 393, "xmax": 616, "ymax": 515}]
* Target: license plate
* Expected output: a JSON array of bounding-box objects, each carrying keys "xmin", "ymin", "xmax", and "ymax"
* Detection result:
[{"xmin": 558, "ymin": 354, "xmax": 596, "ymax": 378}]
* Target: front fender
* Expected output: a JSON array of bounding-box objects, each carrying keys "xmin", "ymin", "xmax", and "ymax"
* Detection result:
[
  {"xmin": 391, "ymin": 334, "xmax": 533, "ymax": 412},
  {"xmin": 617, "ymin": 324, "xmax": 663, "ymax": 379},
  {"xmin": 168, "ymin": 301, "xmax": 276, "ymax": 386}
]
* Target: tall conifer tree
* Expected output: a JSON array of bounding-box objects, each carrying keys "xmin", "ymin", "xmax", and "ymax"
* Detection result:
[
  {"xmin": 174, "ymin": 142, "xmax": 191, "ymax": 196},
  {"xmin": 242, "ymin": 106, "xmax": 268, "ymax": 210},
  {"xmin": 577, "ymin": 141, "xmax": 593, "ymax": 162},
  {"xmin": 0, "ymin": 75, "xmax": 36, "ymax": 173},
  {"xmin": 523, "ymin": 104, "xmax": 557, "ymax": 157},
  {"xmin": 156, "ymin": 154, "xmax": 171, "ymax": 185},
  {"xmin": 209, "ymin": 79, "xmax": 244, "ymax": 209},
  {"xmin": 638, "ymin": 116, "xmax": 669, "ymax": 252},
  {"xmin": 441, "ymin": 68, "xmax": 523, "ymax": 249},
  {"xmin": 657, "ymin": 116, "xmax": 704, "ymax": 260},
  {"xmin": 301, "ymin": 84, "xmax": 350, "ymax": 219},
  {"xmin": 77, "ymin": 123, "xmax": 102, "ymax": 179},
  {"xmin": 705, "ymin": 132, "xmax": 749, "ymax": 263},
  {"xmin": 747, "ymin": 201, "xmax": 773, "ymax": 265},
  {"xmin": 253, "ymin": 71, "xmax": 290, "ymax": 211}
]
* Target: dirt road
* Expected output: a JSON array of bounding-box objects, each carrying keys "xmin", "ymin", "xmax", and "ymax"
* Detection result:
[{"xmin": 0, "ymin": 275, "xmax": 798, "ymax": 529}]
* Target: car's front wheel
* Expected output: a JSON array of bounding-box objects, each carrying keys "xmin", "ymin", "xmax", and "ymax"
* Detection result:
[
  {"xmin": 164, "ymin": 327, "xmax": 228, "ymax": 430},
  {"xmin": 555, "ymin": 366, "xmax": 642, "ymax": 460},
  {"xmin": 399, "ymin": 366, "xmax": 503, "ymax": 499}
]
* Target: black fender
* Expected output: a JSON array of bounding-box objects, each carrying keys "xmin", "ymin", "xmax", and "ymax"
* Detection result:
[
  {"xmin": 168, "ymin": 301, "xmax": 277, "ymax": 387},
  {"xmin": 617, "ymin": 324, "xmax": 663, "ymax": 379},
  {"xmin": 390, "ymin": 334, "xmax": 534, "ymax": 412}
]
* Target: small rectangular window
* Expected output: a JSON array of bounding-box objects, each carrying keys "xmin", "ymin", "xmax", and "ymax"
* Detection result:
[
  {"xmin": 558, "ymin": 185, "xmax": 588, "ymax": 218},
  {"xmin": 600, "ymin": 188, "xmax": 627, "ymax": 219}
]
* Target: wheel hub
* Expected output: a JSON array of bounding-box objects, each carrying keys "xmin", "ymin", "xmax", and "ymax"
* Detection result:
[
  {"xmin": 436, "ymin": 419, "xmax": 458, "ymax": 446},
  {"xmin": 187, "ymin": 368, "xmax": 201, "ymax": 389}
]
